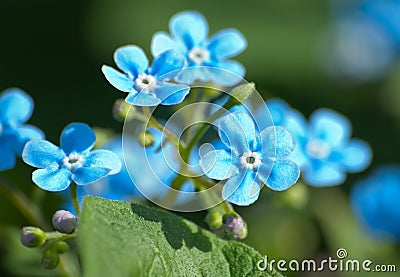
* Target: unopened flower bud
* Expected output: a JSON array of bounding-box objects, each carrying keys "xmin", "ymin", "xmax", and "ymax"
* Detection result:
[
  {"xmin": 224, "ymin": 215, "xmax": 247, "ymax": 240},
  {"xmin": 55, "ymin": 241, "xmax": 69, "ymax": 254},
  {"xmin": 113, "ymin": 98, "xmax": 135, "ymax": 121},
  {"xmin": 205, "ymin": 210, "xmax": 223, "ymax": 230},
  {"xmin": 52, "ymin": 210, "xmax": 77, "ymax": 234},
  {"xmin": 41, "ymin": 250, "xmax": 60, "ymax": 270},
  {"xmin": 138, "ymin": 131, "xmax": 154, "ymax": 147},
  {"xmin": 21, "ymin": 226, "xmax": 47, "ymax": 248}
]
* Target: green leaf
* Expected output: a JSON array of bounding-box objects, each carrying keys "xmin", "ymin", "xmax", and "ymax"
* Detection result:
[{"xmin": 79, "ymin": 196, "xmax": 281, "ymax": 277}]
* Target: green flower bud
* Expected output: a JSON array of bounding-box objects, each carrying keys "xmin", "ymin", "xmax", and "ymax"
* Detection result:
[
  {"xmin": 41, "ymin": 250, "xmax": 60, "ymax": 270},
  {"xmin": 138, "ymin": 131, "xmax": 154, "ymax": 147},
  {"xmin": 205, "ymin": 210, "xmax": 223, "ymax": 230},
  {"xmin": 20, "ymin": 226, "xmax": 47, "ymax": 248},
  {"xmin": 52, "ymin": 210, "xmax": 77, "ymax": 234},
  {"xmin": 113, "ymin": 98, "xmax": 135, "ymax": 121},
  {"xmin": 55, "ymin": 241, "xmax": 69, "ymax": 254}
]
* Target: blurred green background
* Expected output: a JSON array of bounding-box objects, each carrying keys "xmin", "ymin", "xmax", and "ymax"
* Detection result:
[{"xmin": 1, "ymin": 0, "xmax": 400, "ymax": 276}]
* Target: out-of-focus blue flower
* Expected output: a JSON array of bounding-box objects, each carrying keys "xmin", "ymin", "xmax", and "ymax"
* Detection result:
[
  {"xmin": 0, "ymin": 88, "xmax": 44, "ymax": 171},
  {"xmin": 102, "ymin": 45, "xmax": 190, "ymax": 106},
  {"xmin": 283, "ymin": 107, "xmax": 372, "ymax": 186},
  {"xmin": 22, "ymin": 123, "xmax": 121, "ymax": 191},
  {"xmin": 200, "ymin": 111, "xmax": 300, "ymax": 206},
  {"xmin": 351, "ymin": 166, "xmax": 400, "ymax": 241},
  {"xmin": 151, "ymin": 11, "xmax": 247, "ymax": 86}
]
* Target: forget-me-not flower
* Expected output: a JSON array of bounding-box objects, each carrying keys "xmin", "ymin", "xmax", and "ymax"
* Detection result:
[
  {"xmin": 284, "ymin": 108, "xmax": 372, "ymax": 186},
  {"xmin": 22, "ymin": 123, "xmax": 121, "ymax": 191},
  {"xmin": 102, "ymin": 45, "xmax": 190, "ymax": 106},
  {"xmin": 351, "ymin": 166, "xmax": 400, "ymax": 241},
  {"xmin": 0, "ymin": 88, "xmax": 44, "ymax": 171},
  {"xmin": 151, "ymin": 11, "xmax": 247, "ymax": 86},
  {"xmin": 200, "ymin": 111, "xmax": 300, "ymax": 206}
]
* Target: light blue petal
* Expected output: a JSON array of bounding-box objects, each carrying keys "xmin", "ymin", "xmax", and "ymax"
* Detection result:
[
  {"xmin": 340, "ymin": 139, "xmax": 372, "ymax": 173},
  {"xmin": 304, "ymin": 163, "xmax": 346, "ymax": 186},
  {"xmin": 154, "ymin": 83, "xmax": 190, "ymax": 105},
  {"xmin": 260, "ymin": 126, "xmax": 295, "ymax": 159},
  {"xmin": 0, "ymin": 143, "xmax": 16, "ymax": 171},
  {"xmin": 113, "ymin": 45, "xmax": 148, "ymax": 77},
  {"xmin": 0, "ymin": 88, "xmax": 33, "ymax": 126},
  {"xmin": 60, "ymin": 123, "xmax": 96, "ymax": 154},
  {"xmin": 151, "ymin": 32, "xmax": 182, "ymax": 58},
  {"xmin": 170, "ymin": 11, "xmax": 208, "ymax": 49},
  {"xmin": 207, "ymin": 29, "xmax": 247, "ymax": 60},
  {"xmin": 207, "ymin": 61, "xmax": 245, "ymax": 86},
  {"xmin": 288, "ymin": 144, "xmax": 308, "ymax": 168},
  {"xmin": 83, "ymin": 149, "xmax": 122, "ymax": 175},
  {"xmin": 310, "ymin": 109, "xmax": 351, "ymax": 147},
  {"xmin": 267, "ymin": 98, "xmax": 291, "ymax": 126},
  {"xmin": 200, "ymin": 149, "xmax": 237, "ymax": 180},
  {"xmin": 218, "ymin": 112, "xmax": 257, "ymax": 155},
  {"xmin": 222, "ymin": 172, "xmax": 261, "ymax": 206},
  {"xmin": 125, "ymin": 92, "xmax": 161, "ymax": 106},
  {"xmin": 32, "ymin": 165, "xmax": 72, "ymax": 191},
  {"xmin": 284, "ymin": 110, "xmax": 308, "ymax": 139},
  {"xmin": 73, "ymin": 167, "xmax": 111, "ymax": 185},
  {"xmin": 254, "ymin": 159, "xmax": 273, "ymax": 184},
  {"xmin": 175, "ymin": 66, "xmax": 209, "ymax": 84},
  {"xmin": 150, "ymin": 50, "xmax": 185, "ymax": 78},
  {"xmin": 14, "ymin": 125, "xmax": 45, "ymax": 155},
  {"xmin": 101, "ymin": 65, "xmax": 135, "ymax": 93},
  {"xmin": 263, "ymin": 159, "xmax": 300, "ymax": 191},
  {"xmin": 22, "ymin": 140, "xmax": 64, "ymax": 168}
]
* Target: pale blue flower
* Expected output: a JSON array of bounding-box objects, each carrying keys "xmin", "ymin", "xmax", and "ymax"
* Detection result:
[
  {"xmin": 351, "ymin": 166, "xmax": 400, "ymax": 241},
  {"xmin": 22, "ymin": 123, "xmax": 121, "ymax": 191},
  {"xmin": 0, "ymin": 88, "xmax": 44, "ymax": 171},
  {"xmin": 200, "ymin": 111, "xmax": 300, "ymax": 206},
  {"xmin": 102, "ymin": 45, "xmax": 190, "ymax": 106},
  {"xmin": 151, "ymin": 11, "xmax": 247, "ymax": 86}
]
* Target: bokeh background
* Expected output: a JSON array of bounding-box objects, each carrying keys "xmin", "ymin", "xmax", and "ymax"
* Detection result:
[{"xmin": 1, "ymin": 0, "xmax": 400, "ymax": 276}]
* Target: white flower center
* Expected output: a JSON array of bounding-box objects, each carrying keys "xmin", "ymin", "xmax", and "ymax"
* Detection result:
[
  {"xmin": 135, "ymin": 73, "xmax": 156, "ymax": 93},
  {"xmin": 63, "ymin": 153, "xmax": 83, "ymax": 171},
  {"xmin": 306, "ymin": 139, "xmax": 331, "ymax": 159},
  {"xmin": 188, "ymin": 47, "xmax": 210, "ymax": 64},
  {"xmin": 240, "ymin": 151, "xmax": 262, "ymax": 171}
]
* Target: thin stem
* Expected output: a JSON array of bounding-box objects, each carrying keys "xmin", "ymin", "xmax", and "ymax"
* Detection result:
[
  {"xmin": 0, "ymin": 175, "xmax": 48, "ymax": 228},
  {"xmin": 70, "ymin": 182, "xmax": 80, "ymax": 217}
]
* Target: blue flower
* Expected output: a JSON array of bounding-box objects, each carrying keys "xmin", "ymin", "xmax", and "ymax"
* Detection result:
[
  {"xmin": 102, "ymin": 45, "xmax": 190, "ymax": 106},
  {"xmin": 0, "ymin": 88, "xmax": 44, "ymax": 171},
  {"xmin": 22, "ymin": 123, "xmax": 121, "ymax": 191},
  {"xmin": 151, "ymin": 11, "xmax": 247, "ymax": 86},
  {"xmin": 200, "ymin": 111, "xmax": 300, "ymax": 206},
  {"xmin": 284, "ymin": 107, "xmax": 372, "ymax": 186},
  {"xmin": 351, "ymin": 166, "xmax": 400, "ymax": 241}
]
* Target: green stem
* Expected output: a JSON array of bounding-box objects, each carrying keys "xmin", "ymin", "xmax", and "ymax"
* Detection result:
[
  {"xmin": 70, "ymin": 182, "xmax": 80, "ymax": 217},
  {"xmin": 0, "ymin": 175, "xmax": 48, "ymax": 228}
]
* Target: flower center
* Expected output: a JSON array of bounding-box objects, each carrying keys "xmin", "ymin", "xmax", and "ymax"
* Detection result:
[
  {"xmin": 240, "ymin": 151, "xmax": 262, "ymax": 171},
  {"xmin": 135, "ymin": 73, "xmax": 156, "ymax": 93},
  {"xmin": 63, "ymin": 153, "xmax": 83, "ymax": 171},
  {"xmin": 306, "ymin": 139, "xmax": 331, "ymax": 159},
  {"xmin": 188, "ymin": 47, "xmax": 210, "ymax": 64}
]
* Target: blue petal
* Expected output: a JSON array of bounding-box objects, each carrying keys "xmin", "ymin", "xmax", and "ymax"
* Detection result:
[
  {"xmin": 254, "ymin": 159, "xmax": 273, "ymax": 184},
  {"xmin": 83, "ymin": 150, "xmax": 122, "ymax": 175},
  {"xmin": 0, "ymin": 143, "xmax": 16, "ymax": 171},
  {"xmin": 113, "ymin": 45, "xmax": 148, "ymax": 77},
  {"xmin": 60, "ymin": 123, "xmax": 96, "ymax": 154},
  {"xmin": 13, "ymin": 125, "xmax": 45, "ymax": 155},
  {"xmin": 222, "ymin": 172, "xmax": 261, "ymax": 206},
  {"xmin": 155, "ymin": 83, "xmax": 190, "ymax": 105},
  {"xmin": 32, "ymin": 165, "xmax": 72, "ymax": 191},
  {"xmin": 101, "ymin": 65, "xmax": 135, "ymax": 93},
  {"xmin": 22, "ymin": 140, "xmax": 64, "ymax": 168},
  {"xmin": 151, "ymin": 32, "xmax": 183, "ymax": 58},
  {"xmin": 340, "ymin": 139, "xmax": 372, "ymax": 173},
  {"xmin": 304, "ymin": 162, "xmax": 346, "ymax": 186},
  {"xmin": 207, "ymin": 29, "xmax": 247, "ymax": 60},
  {"xmin": 170, "ymin": 11, "xmax": 208, "ymax": 49},
  {"xmin": 125, "ymin": 92, "xmax": 161, "ymax": 106},
  {"xmin": 73, "ymin": 167, "xmax": 111, "ymax": 185},
  {"xmin": 260, "ymin": 126, "xmax": 295, "ymax": 159},
  {"xmin": 200, "ymin": 149, "xmax": 237, "ymax": 180},
  {"xmin": 150, "ymin": 50, "xmax": 186, "ymax": 78},
  {"xmin": 267, "ymin": 98, "xmax": 291, "ymax": 126},
  {"xmin": 310, "ymin": 109, "xmax": 351, "ymax": 147},
  {"xmin": 263, "ymin": 159, "xmax": 299, "ymax": 191},
  {"xmin": 207, "ymin": 61, "xmax": 245, "ymax": 86},
  {"xmin": 175, "ymin": 66, "xmax": 209, "ymax": 84},
  {"xmin": 0, "ymin": 88, "xmax": 33, "ymax": 126}
]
